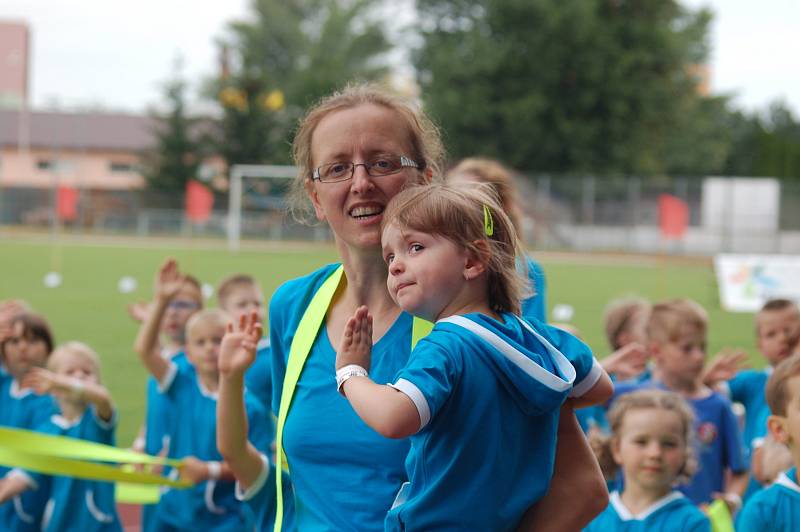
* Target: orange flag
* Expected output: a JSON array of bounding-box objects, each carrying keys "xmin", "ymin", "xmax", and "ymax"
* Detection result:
[
  {"xmin": 57, "ymin": 186, "xmax": 79, "ymax": 221},
  {"xmin": 185, "ymin": 180, "xmax": 214, "ymax": 223},
  {"xmin": 658, "ymin": 193, "xmax": 688, "ymax": 239}
]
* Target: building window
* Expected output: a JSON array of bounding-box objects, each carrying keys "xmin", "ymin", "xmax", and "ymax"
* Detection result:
[
  {"xmin": 37, "ymin": 159, "xmax": 54, "ymax": 170},
  {"xmin": 37, "ymin": 159, "xmax": 75, "ymax": 172},
  {"xmin": 110, "ymin": 162, "xmax": 135, "ymax": 173}
]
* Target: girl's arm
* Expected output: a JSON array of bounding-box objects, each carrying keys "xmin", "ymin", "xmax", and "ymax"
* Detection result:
[
  {"xmin": 22, "ymin": 368, "xmax": 114, "ymax": 421},
  {"xmin": 517, "ymin": 405, "xmax": 609, "ymax": 531},
  {"xmin": 336, "ymin": 306, "xmax": 420, "ymax": 439},
  {"xmin": 216, "ymin": 312, "xmax": 267, "ymax": 489},
  {"xmin": 0, "ymin": 474, "xmax": 32, "ymax": 504}
]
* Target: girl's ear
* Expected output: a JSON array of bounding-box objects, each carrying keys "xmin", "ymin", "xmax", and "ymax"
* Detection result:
[
  {"xmin": 610, "ymin": 435, "xmax": 624, "ymax": 466},
  {"xmin": 463, "ymin": 241, "xmax": 490, "ymax": 281},
  {"xmin": 767, "ymin": 415, "xmax": 790, "ymax": 445}
]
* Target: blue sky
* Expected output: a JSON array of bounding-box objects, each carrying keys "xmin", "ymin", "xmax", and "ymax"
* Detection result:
[{"xmin": 2, "ymin": 0, "xmax": 798, "ymax": 115}]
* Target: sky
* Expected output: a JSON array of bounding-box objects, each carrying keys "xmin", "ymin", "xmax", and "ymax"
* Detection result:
[{"xmin": 2, "ymin": 0, "xmax": 799, "ymax": 115}]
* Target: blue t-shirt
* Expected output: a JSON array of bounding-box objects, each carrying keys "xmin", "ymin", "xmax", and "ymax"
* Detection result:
[
  {"xmin": 521, "ymin": 256, "xmax": 547, "ymax": 323},
  {"xmin": 585, "ymin": 491, "xmax": 710, "ymax": 531},
  {"xmin": 235, "ymin": 453, "xmax": 295, "ymax": 531},
  {"xmin": 739, "ymin": 468, "xmax": 800, "ymax": 531},
  {"xmin": 0, "ymin": 379, "xmax": 57, "ymax": 532},
  {"xmin": 23, "ymin": 409, "xmax": 121, "ymax": 532},
  {"xmin": 386, "ymin": 312, "xmax": 597, "ymax": 531},
  {"xmin": 144, "ymin": 350, "xmax": 188, "ymax": 456},
  {"xmin": 612, "ymin": 380, "xmax": 747, "ymax": 505},
  {"xmin": 270, "ymin": 264, "xmax": 413, "ymax": 531},
  {"xmin": 154, "ymin": 362, "xmax": 270, "ymax": 530},
  {"xmin": 726, "ymin": 368, "xmax": 771, "ymax": 460},
  {"xmin": 245, "ymin": 339, "xmax": 275, "ymax": 432}
]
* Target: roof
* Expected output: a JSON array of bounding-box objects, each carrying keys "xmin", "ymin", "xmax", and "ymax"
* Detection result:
[{"xmin": 0, "ymin": 109, "xmax": 156, "ymax": 151}]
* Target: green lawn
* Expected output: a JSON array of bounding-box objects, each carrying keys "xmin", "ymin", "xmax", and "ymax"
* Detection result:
[{"xmin": 0, "ymin": 236, "xmax": 759, "ymax": 444}]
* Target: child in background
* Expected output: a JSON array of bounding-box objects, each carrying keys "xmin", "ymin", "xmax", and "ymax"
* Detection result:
[
  {"xmin": 336, "ymin": 184, "xmax": 613, "ymax": 530},
  {"xmin": 601, "ymin": 297, "xmax": 651, "ymax": 383},
  {"xmin": 0, "ymin": 299, "xmax": 30, "ymax": 378},
  {"xmin": 613, "ymin": 299, "xmax": 749, "ymax": 510},
  {"xmin": 585, "ymin": 390, "xmax": 709, "ymax": 531},
  {"xmin": 216, "ymin": 274, "xmax": 272, "ymax": 412},
  {"xmin": 0, "ymin": 313, "xmax": 56, "ymax": 531},
  {"xmin": 705, "ymin": 299, "xmax": 800, "ymax": 498},
  {"xmin": 216, "ymin": 312, "xmax": 295, "ymax": 531},
  {"xmin": 738, "ymin": 354, "xmax": 800, "ymax": 530},
  {"xmin": 0, "ymin": 342, "xmax": 121, "ymax": 531},
  {"xmin": 137, "ymin": 301, "xmax": 270, "ymax": 530}
]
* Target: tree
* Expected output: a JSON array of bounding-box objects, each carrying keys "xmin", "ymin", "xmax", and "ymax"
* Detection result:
[
  {"xmin": 414, "ymin": 0, "xmax": 716, "ymax": 176},
  {"xmin": 210, "ymin": 0, "xmax": 392, "ymax": 167},
  {"xmin": 143, "ymin": 66, "xmax": 204, "ymax": 194}
]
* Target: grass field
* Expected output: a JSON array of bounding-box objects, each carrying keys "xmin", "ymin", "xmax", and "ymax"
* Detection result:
[{"xmin": 0, "ymin": 234, "xmax": 760, "ymax": 444}]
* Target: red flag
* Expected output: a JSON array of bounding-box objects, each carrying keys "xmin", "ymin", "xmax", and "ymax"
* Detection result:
[
  {"xmin": 658, "ymin": 193, "xmax": 688, "ymax": 239},
  {"xmin": 57, "ymin": 186, "xmax": 79, "ymax": 221},
  {"xmin": 185, "ymin": 180, "xmax": 214, "ymax": 223}
]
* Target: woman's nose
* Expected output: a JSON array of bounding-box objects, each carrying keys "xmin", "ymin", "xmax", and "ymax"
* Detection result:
[{"xmin": 350, "ymin": 164, "xmax": 375, "ymax": 193}]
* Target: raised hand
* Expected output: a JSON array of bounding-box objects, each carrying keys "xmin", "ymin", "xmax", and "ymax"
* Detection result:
[
  {"xmin": 701, "ymin": 348, "xmax": 748, "ymax": 388},
  {"xmin": 601, "ymin": 342, "xmax": 649, "ymax": 381},
  {"xmin": 154, "ymin": 259, "xmax": 187, "ymax": 303},
  {"xmin": 219, "ymin": 311, "xmax": 262, "ymax": 377},
  {"xmin": 336, "ymin": 305, "xmax": 373, "ymax": 371},
  {"xmin": 126, "ymin": 301, "xmax": 152, "ymax": 323},
  {"xmin": 21, "ymin": 367, "xmax": 58, "ymax": 395}
]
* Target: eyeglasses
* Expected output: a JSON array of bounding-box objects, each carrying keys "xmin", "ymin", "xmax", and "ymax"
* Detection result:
[
  {"xmin": 312, "ymin": 154, "xmax": 420, "ymax": 183},
  {"xmin": 167, "ymin": 300, "xmax": 200, "ymax": 311}
]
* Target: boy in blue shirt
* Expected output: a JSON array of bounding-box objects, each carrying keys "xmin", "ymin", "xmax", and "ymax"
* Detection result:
[
  {"xmin": 136, "ymin": 280, "xmax": 271, "ymax": 531},
  {"xmin": 0, "ymin": 341, "xmax": 120, "ymax": 531},
  {"xmin": 612, "ymin": 298, "xmax": 749, "ymax": 510},
  {"xmin": 739, "ymin": 354, "xmax": 800, "ymax": 530}
]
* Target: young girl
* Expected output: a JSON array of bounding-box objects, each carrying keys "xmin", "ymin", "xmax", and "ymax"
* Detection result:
[
  {"xmin": 586, "ymin": 390, "xmax": 710, "ymax": 531},
  {"xmin": 336, "ymin": 183, "xmax": 613, "ymax": 530},
  {"xmin": 0, "ymin": 313, "xmax": 56, "ymax": 531},
  {"xmin": 0, "ymin": 342, "xmax": 121, "ymax": 531}
]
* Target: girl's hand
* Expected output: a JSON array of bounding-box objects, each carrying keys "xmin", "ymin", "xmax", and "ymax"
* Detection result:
[
  {"xmin": 178, "ymin": 456, "xmax": 209, "ymax": 484},
  {"xmin": 21, "ymin": 367, "xmax": 58, "ymax": 395},
  {"xmin": 154, "ymin": 259, "xmax": 187, "ymax": 303},
  {"xmin": 701, "ymin": 348, "xmax": 748, "ymax": 388},
  {"xmin": 601, "ymin": 342, "xmax": 648, "ymax": 381},
  {"xmin": 336, "ymin": 305, "xmax": 373, "ymax": 371},
  {"xmin": 219, "ymin": 311, "xmax": 262, "ymax": 377}
]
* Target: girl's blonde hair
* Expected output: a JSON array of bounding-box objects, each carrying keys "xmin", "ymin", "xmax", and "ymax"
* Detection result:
[
  {"xmin": 382, "ymin": 183, "xmax": 530, "ymax": 315},
  {"xmin": 448, "ymin": 158, "xmax": 524, "ymax": 234},
  {"xmin": 288, "ymin": 83, "xmax": 445, "ymax": 224},
  {"xmin": 48, "ymin": 341, "xmax": 102, "ymax": 382},
  {"xmin": 594, "ymin": 390, "xmax": 697, "ymax": 484}
]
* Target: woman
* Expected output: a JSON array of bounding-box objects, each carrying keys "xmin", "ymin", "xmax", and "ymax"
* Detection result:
[
  {"xmin": 448, "ymin": 157, "xmax": 548, "ymax": 322},
  {"xmin": 270, "ymin": 84, "xmax": 609, "ymax": 531}
]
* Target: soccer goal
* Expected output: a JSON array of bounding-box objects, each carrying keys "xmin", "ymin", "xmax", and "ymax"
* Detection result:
[{"xmin": 227, "ymin": 164, "xmax": 298, "ymax": 251}]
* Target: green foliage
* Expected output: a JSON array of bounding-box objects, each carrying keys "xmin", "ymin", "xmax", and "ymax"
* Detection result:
[
  {"xmin": 210, "ymin": 0, "xmax": 392, "ymax": 167},
  {"xmin": 414, "ymin": 0, "xmax": 718, "ymax": 176},
  {"xmin": 142, "ymin": 70, "xmax": 205, "ymax": 194}
]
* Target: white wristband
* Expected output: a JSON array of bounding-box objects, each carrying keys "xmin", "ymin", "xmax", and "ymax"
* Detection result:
[
  {"xmin": 336, "ymin": 364, "xmax": 369, "ymax": 395},
  {"xmin": 207, "ymin": 461, "xmax": 221, "ymax": 480}
]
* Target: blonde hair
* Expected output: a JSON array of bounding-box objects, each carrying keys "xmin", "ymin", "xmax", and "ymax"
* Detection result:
[
  {"xmin": 448, "ymin": 158, "xmax": 524, "ymax": 233},
  {"xmin": 604, "ymin": 297, "xmax": 651, "ymax": 350},
  {"xmin": 646, "ymin": 298, "xmax": 707, "ymax": 345},
  {"xmin": 216, "ymin": 274, "xmax": 260, "ymax": 308},
  {"xmin": 48, "ymin": 341, "xmax": 102, "ymax": 381},
  {"xmin": 288, "ymin": 83, "xmax": 445, "ymax": 223},
  {"xmin": 766, "ymin": 354, "xmax": 800, "ymax": 416},
  {"xmin": 382, "ymin": 183, "xmax": 530, "ymax": 315},
  {"xmin": 185, "ymin": 309, "xmax": 229, "ymax": 340},
  {"xmin": 595, "ymin": 389, "xmax": 697, "ymax": 483}
]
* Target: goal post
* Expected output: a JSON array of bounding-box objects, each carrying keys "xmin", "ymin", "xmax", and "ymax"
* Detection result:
[{"xmin": 227, "ymin": 164, "xmax": 298, "ymax": 251}]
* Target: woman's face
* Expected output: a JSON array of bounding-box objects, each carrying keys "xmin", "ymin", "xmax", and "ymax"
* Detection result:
[{"xmin": 307, "ymin": 104, "xmax": 422, "ymax": 252}]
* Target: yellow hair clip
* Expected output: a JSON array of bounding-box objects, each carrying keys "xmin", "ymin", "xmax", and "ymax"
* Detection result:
[{"xmin": 483, "ymin": 205, "xmax": 494, "ymax": 236}]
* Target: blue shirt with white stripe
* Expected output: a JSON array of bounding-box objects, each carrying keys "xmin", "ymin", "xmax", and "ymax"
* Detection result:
[
  {"xmin": 386, "ymin": 312, "xmax": 599, "ymax": 531},
  {"xmin": 585, "ymin": 491, "xmax": 710, "ymax": 531},
  {"xmin": 739, "ymin": 467, "xmax": 800, "ymax": 531}
]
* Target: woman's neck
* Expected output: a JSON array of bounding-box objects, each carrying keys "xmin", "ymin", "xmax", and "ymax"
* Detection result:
[
  {"xmin": 620, "ymin": 482, "xmax": 672, "ymax": 515},
  {"xmin": 338, "ymin": 245, "xmax": 397, "ymax": 317}
]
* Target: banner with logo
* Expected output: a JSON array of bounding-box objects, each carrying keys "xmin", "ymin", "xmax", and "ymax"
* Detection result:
[{"xmin": 714, "ymin": 254, "xmax": 800, "ymax": 312}]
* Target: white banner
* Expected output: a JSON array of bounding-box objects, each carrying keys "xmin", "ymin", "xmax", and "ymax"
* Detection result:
[{"xmin": 714, "ymin": 254, "xmax": 800, "ymax": 312}]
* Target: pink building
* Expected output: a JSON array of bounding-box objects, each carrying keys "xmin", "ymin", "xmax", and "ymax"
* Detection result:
[{"xmin": 0, "ymin": 20, "xmax": 30, "ymax": 109}]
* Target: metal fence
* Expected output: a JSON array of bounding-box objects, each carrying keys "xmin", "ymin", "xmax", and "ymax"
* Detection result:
[{"xmin": 1, "ymin": 175, "xmax": 798, "ymax": 254}]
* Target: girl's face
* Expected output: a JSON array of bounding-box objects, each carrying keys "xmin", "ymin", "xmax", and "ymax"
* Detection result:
[
  {"xmin": 55, "ymin": 352, "xmax": 100, "ymax": 385},
  {"xmin": 612, "ymin": 407, "xmax": 688, "ymax": 494},
  {"xmin": 3, "ymin": 321, "xmax": 49, "ymax": 380},
  {"xmin": 308, "ymin": 104, "xmax": 423, "ymax": 253}
]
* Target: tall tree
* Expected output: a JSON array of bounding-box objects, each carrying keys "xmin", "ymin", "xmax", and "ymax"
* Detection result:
[
  {"xmin": 211, "ymin": 0, "xmax": 392, "ymax": 167},
  {"xmin": 414, "ymin": 0, "xmax": 715, "ymax": 176}
]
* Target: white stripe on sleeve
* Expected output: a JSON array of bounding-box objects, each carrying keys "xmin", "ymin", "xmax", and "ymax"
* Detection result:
[{"xmin": 389, "ymin": 378, "xmax": 431, "ymax": 430}]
